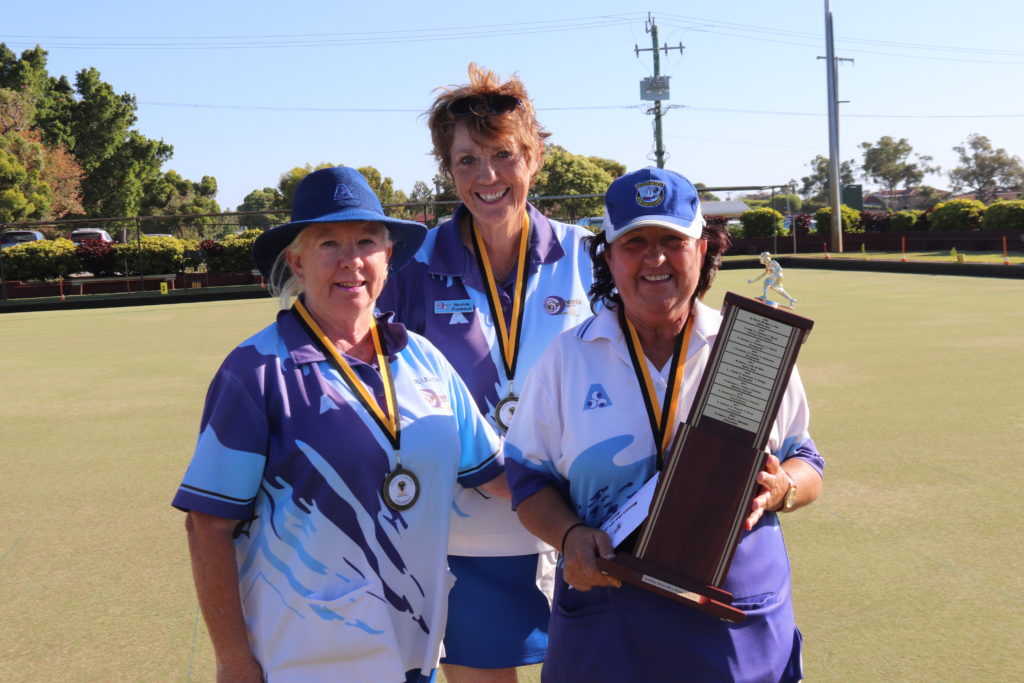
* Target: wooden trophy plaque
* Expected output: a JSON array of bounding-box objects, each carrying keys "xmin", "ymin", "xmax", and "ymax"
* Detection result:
[{"xmin": 597, "ymin": 292, "xmax": 813, "ymax": 622}]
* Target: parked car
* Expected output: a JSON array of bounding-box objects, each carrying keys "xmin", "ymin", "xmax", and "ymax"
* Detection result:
[
  {"xmin": 70, "ymin": 228, "xmax": 114, "ymax": 244},
  {"xmin": 576, "ymin": 216, "xmax": 605, "ymax": 232},
  {"xmin": 1, "ymin": 230, "xmax": 46, "ymax": 249}
]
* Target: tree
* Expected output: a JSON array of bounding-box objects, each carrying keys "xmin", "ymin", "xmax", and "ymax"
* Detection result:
[
  {"xmin": 277, "ymin": 163, "xmax": 335, "ymax": 205},
  {"xmin": 797, "ymin": 154, "xmax": 856, "ymax": 205},
  {"xmin": 0, "ymin": 88, "xmax": 34, "ymax": 134},
  {"xmin": 531, "ymin": 145, "xmax": 613, "ymax": 221},
  {"xmin": 585, "ymin": 155, "xmax": 625, "ymax": 180},
  {"xmin": 140, "ymin": 170, "xmax": 222, "ymax": 237},
  {"xmin": 237, "ymin": 186, "xmax": 287, "ymax": 230},
  {"xmin": 859, "ymin": 136, "xmax": 937, "ymax": 209},
  {"xmin": 948, "ymin": 134, "xmax": 1024, "ymax": 205},
  {"xmin": 694, "ymin": 182, "xmax": 720, "ymax": 201}
]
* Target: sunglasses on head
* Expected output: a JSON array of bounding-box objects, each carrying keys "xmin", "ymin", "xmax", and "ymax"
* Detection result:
[{"xmin": 447, "ymin": 94, "xmax": 521, "ymax": 117}]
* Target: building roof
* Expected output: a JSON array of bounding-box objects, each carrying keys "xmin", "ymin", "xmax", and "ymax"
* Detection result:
[{"xmin": 701, "ymin": 200, "xmax": 751, "ymax": 217}]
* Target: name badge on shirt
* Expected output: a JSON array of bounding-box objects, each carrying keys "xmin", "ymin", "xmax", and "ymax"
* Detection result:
[{"xmin": 434, "ymin": 299, "xmax": 474, "ymax": 314}]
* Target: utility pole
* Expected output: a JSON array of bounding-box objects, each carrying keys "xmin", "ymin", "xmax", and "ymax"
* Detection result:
[
  {"xmin": 636, "ymin": 14, "xmax": 684, "ymax": 168},
  {"xmin": 823, "ymin": 0, "xmax": 844, "ymax": 252}
]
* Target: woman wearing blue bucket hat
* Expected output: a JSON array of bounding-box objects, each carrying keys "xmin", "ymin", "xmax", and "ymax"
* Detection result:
[
  {"xmin": 173, "ymin": 167, "xmax": 509, "ymax": 683},
  {"xmin": 377, "ymin": 65, "xmax": 595, "ymax": 683}
]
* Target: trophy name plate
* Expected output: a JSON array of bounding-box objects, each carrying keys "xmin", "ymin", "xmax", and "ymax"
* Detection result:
[{"xmin": 597, "ymin": 292, "xmax": 813, "ymax": 622}]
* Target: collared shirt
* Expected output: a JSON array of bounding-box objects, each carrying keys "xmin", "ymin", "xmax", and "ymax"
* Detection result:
[
  {"xmin": 172, "ymin": 308, "xmax": 502, "ymax": 681},
  {"xmin": 378, "ymin": 203, "xmax": 594, "ymax": 556},
  {"xmin": 505, "ymin": 301, "xmax": 824, "ymax": 598}
]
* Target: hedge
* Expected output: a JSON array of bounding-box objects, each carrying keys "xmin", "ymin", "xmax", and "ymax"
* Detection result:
[
  {"xmin": 982, "ymin": 200, "xmax": 1024, "ymax": 231},
  {"xmin": 929, "ymin": 199, "xmax": 985, "ymax": 231},
  {"xmin": 890, "ymin": 210, "xmax": 923, "ymax": 232},
  {"xmin": 1, "ymin": 238, "xmax": 79, "ymax": 280},
  {"xmin": 0, "ymin": 230, "xmax": 261, "ymax": 282},
  {"xmin": 814, "ymin": 204, "xmax": 862, "ymax": 234},
  {"xmin": 739, "ymin": 207, "xmax": 785, "ymax": 238}
]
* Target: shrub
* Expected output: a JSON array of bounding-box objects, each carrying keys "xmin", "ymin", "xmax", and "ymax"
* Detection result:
[
  {"xmin": 1, "ymin": 238, "xmax": 79, "ymax": 281},
  {"xmin": 982, "ymin": 200, "xmax": 1024, "ymax": 230},
  {"xmin": 890, "ymin": 210, "xmax": 923, "ymax": 232},
  {"xmin": 929, "ymin": 199, "xmax": 985, "ymax": 231},
  {"xmin": 76, "ymin": 240, "xmax": 117, "ymax": 276},
  {"xmin": 205, "ymin": 232, "xmax": 259, "ymax": 273},
  {"xmin": 814, "ymin": 204, "xmax": 861, "ymax": 234},
  {"xmin": 739, "ymin": 207, "xmax": 785, "ymax": 238},
  {"xmin": 113, "ymin": 235, "xmax": 185, "ymax": 275},
  {"xmin": 859, "ymin": 211, "xmax": 891, "ymax": 232}
]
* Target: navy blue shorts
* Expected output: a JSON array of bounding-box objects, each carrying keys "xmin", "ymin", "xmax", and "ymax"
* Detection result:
[{"xmin": 441, "ymin": 554, "xmax": 550, "ymax": 668}]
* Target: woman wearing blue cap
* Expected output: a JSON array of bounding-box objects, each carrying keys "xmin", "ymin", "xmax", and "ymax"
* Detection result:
[
  {"xmin": 377, "ymin": 65, "xmax": 594, "ymax": 683},
  {"xmin": 173, "ymin": 167, "xmax": 508, "ymax": 683},
  {"xmin": 505, "ymin": 167, "xmax": 824, "ymax": 681}
]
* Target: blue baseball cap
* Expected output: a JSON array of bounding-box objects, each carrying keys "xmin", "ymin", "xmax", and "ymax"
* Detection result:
[
  {"xmin": 252, "ymin": 167, "xmax": 427, "ymax": 278},
  {"xmin": 602, "ymin": 167, "xmax": 705, "ymax": 243}
]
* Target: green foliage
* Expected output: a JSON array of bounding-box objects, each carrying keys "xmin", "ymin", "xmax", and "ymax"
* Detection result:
[
  {"xmin": 949, "ymin": 134, "xmax": 1024, "ymax": 205},
  {"xmin": 739, "ymin": 207, "xmax": 784, "ymax": 238},
  {"xmin": 890, "ymin": 210, "xmax": 923, "ymax": 231},
  {"xmin": 814, "ymin": 204, "xmax": 862, "ymax": 233},
  {"xmin": 0, "ymin": 237, "xmax": 77, "ymax": 280},
  {"xmin": 929, "ymin": 199, "xmax": 985, "ymax": 231},
  {"xmin": 694, "ymin": 182, "xmax": 720, "ymax": 201},
  {"xmin": 113, "ymin": 234, "xmax": 185, "ymax": 274},
  {"xmin": 532, "ymin": 145, "xmax": 613, "ymax": 221},
  {"xmin": 203, "ymin": 232, "xmax": 258, "ymax": 273},
  {"xmin": 798, "ymin": 154, "xmax": 857, "ymax": 204},
  {"xmin": 0, "ymin": 47, "xmax": 181, "ymax": 219},
  {"xmin": 769, "ymin": 193, "xmax": 802, "ymax": 213},
  {"xmin": 237, "ymin": 186, "xmax": 286, "ymax": 230},
  {"xmin": 982, "ymin": 200, "xmax": 1024, "ymax": 230},
  {"xmin": 860, "ymin": 136, "xmax": 936, "ymax": 206},
  {"xmin": 0, "ymin": 132, "xmax": 51, "ymax": 221}
]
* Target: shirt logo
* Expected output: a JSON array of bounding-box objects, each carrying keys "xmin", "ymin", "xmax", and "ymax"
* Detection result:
[
  {"xmin": 583, "ymin": 384, "xmax": 612, "ymax": 411},
  {"xmin": 543, "ymin": 295, "xmax": 583, "ymax": 316},
  {"xmin": 420, "ymin": 387, "xmax": 450, "ymax": 410},
  {"xmin": 635, "ymin": 180, "xmax": 666, "ymax": 207}
]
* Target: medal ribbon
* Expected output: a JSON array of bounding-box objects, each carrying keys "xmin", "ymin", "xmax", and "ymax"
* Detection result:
[
  {"xmin": 619, "ymin": 307, "xmax": 692, "ymax": 466},
  {"xmin": 293, "ymin": 300, "xmax": 400, "ymax": 451},
  {"xmin": 470, "ymin": 213, "xmax": 531, "ymax": 383}
]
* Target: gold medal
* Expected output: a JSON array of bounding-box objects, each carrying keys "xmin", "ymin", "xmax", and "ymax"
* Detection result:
[
  {"xmin": 471, "ymin": 213, "xmax": 531, "ymax": 432},
  {"xmin": 293, "ymin": 300, "xmax": 420, "ymax": 510},
  {"xmin": 494, "ymin": 393, "xmax": 519, "ymax": 434},
  {"xmin": 382, "ymin": 464, "xmax": 421, "ymax": 511}
]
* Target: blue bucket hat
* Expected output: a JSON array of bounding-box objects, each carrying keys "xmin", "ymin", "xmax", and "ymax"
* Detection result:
[
  {"xmin": 252, "ymin": 167, "xmax": 427, "ymax": 279},
  {"xmin": 602, "ymin": 167, "xmax": 705, "ymax": 243}
]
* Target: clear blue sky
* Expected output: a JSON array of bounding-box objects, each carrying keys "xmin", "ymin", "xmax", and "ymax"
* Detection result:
[{"xmin": 4, "ymin": 1, "xmax": 1022, "ymax": 211}]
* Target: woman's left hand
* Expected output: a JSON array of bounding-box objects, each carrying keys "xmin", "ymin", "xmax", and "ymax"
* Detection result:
[{"xmin": 745, "ymin": 453, "xmax": 789, "ymax": 530}]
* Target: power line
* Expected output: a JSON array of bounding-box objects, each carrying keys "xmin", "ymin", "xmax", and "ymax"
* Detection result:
[{"xmin": 135, "ymin": 100, "xmax": 1024, "ymax": 119}]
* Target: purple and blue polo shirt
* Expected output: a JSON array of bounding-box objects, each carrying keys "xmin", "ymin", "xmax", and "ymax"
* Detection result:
[
  {"xmin": 377, "ymin": 203, "xmax": 594, "ymax": 556},
  {"xmin": 173, "ymin": 308, "xmax": 502, "ymax": 682}
]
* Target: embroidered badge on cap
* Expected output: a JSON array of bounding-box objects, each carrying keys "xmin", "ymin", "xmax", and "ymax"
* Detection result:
[
  {"xmin": 635, "ymin": 180, "xmax": 666, "ymax": 207},
  {"xmin": 333, "ymin": 183, "xmax": 356, "ymax": 202}
]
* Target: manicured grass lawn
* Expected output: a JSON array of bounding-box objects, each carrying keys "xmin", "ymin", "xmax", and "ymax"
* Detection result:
[
  {"xmin": 723, "ymin": 250, "xmax": 1024, "ymax": 264},
  {"xmin": 1, "ymin": 270, "xmax": 1021, "ymax": 681}
]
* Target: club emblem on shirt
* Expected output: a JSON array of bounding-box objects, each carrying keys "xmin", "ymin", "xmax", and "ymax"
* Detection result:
[{"xmin": 583, "ymin": 384, "xmax": 613, "ymax": 410}]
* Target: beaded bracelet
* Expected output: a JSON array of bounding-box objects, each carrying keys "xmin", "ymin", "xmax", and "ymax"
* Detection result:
[{"xmin": 560, "ymin": 522, "xmax": 587, "ymax": 554}]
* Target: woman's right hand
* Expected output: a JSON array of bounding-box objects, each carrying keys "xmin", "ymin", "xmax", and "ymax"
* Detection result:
[{"xmin": 561, "ymin": 525, "xmax": 622, "ymax": 591}]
